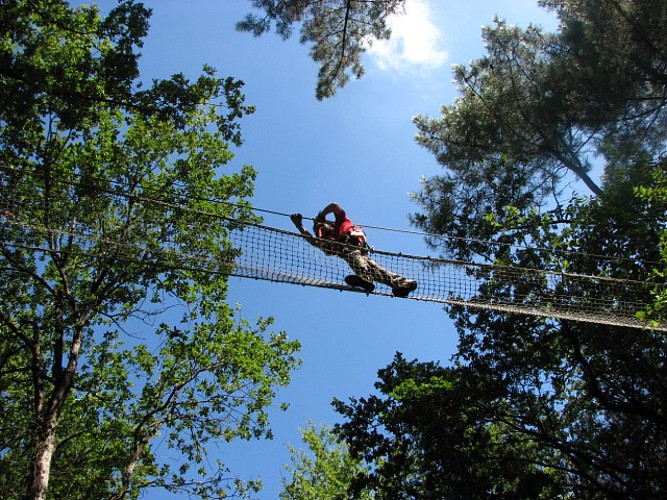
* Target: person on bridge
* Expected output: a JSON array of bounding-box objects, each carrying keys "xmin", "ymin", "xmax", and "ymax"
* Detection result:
[{"xmin": 291, "ymin": 202, "xmax": 417, "ymax": 297}]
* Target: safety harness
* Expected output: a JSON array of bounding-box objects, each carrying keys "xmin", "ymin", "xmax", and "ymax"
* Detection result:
[{"xmin": 315, "ymin": 220, "xmax": 369, "ymax": 254}]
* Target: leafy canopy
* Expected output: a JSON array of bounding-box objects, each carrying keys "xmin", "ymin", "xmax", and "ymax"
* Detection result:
[
  {"xmin": 237, "ymin": 0, "xmax": 405, "ymax": 99},
  {"xmin": 332, "ymin": 353, "xmax": 564, "ymax": 499},
  {"xmin": 280, "ymin": 422, "xmax": 373, "ymax": 500},
  {"xmin": 0, "ymin": 1, "xmax": 300, "ymax": 499}
]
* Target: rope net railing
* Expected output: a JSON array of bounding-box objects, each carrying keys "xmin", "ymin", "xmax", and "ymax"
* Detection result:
[{"xmin": 1, "ymin": 188, "xmax": 664, "ymax": 331}]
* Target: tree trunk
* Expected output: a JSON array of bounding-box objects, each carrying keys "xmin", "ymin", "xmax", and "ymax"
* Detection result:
[
  {"xmin": 26, "ymin": 318, "xmax": 83, "ymax": 500},
  {"xmin": 27, "ymin": 420, "xmax": 58, "ymax": 500}
]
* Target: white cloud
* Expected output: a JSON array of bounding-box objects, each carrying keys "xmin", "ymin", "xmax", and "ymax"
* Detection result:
[{"xmin": 367, "ymin": 0, "xmax": 447, "ymax": 73}]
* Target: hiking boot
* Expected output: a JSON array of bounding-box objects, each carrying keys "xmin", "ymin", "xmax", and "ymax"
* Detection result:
[
  {"xmin": 345, "ymin": 275, "xmax": 375, "ymax": 293},
  {"xmin": 392, "ymin": 279, "xmax": 417, "ymax": 297}
]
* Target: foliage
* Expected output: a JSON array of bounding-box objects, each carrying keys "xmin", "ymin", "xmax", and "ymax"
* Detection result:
[
  {"xmin": 237, "ymin": 0, "xmax": 404, "ymax": 100},
  {"xmin": 413, "ymin": 0, "xmax": 667, "ymax": 215},
  {"xmin": 329, "ymin": 1, "xmax": 667, "ymax": 498},
  {"xmin": 0, "ymin": 0, "xmax": 251, "ymax": 148},
  {"xmin": 635, "ymin": 160, "xmax": 667, "ymax": 323},
  {"xmin": 280, "ymin": 422, "xmax": 373, "ymax": 500},
  {"xmin": 333, "ymin": 354, "xmax": 565, "ymax": 499},
  {"xmin": 0, "ymin": 1, "xmax": 300, "ymax": 499},
  {"xmin": 440, "ymin": 164, "xmax": 667, "ymax": 497}
]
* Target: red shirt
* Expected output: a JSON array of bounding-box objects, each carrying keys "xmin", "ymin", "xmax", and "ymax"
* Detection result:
[
  {"xmin": 332, "ymin": 209, "xmax": 367, "ymax": 247},
  {"xmin": 333, "ymin": 209, "xmax": 354, "ymax": 239}
]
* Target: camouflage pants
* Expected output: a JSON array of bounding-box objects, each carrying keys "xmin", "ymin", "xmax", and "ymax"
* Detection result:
[{"xmin": 341, "ymin": 247, "xmax": 407, "ymax": 288}]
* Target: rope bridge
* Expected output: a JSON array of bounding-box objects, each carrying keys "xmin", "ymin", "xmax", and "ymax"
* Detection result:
[
  {"xmin": 227, "ymin": 222, "xmax": 665, "ymax": 331},
  {"xmin": 1, "ymin": 192, "xmax": 663, "ymax": 331}
]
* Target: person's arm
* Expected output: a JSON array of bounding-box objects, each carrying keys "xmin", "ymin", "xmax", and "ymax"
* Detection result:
[
  {"xmin": 317, "ymin": 202, "xmax": 344, "ymax": 221},
  {"xmin": 291, "ymin": 213, "xmax": 326, "ymax": 250}
]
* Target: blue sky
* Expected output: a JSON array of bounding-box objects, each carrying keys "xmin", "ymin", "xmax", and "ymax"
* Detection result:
[{"xmin": 132, "ymin": 1, "xmax": 560, "ymax": 497}]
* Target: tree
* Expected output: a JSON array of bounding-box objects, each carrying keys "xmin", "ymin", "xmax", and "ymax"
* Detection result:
[
  {"xmin": 400, "ymin": 0, "xmax": 667, "ymax": 497},
  {"xmin": 0, "ymin": 2, "xmax": 301, "ymax": 499},
  {"xmin": 237, "ymin": 0, "xmax": 404, "ymax": 100},
  {"xmin": 332, "ymin": 353, "xmax": 565, "ymax": 499},
  {"xmin": 438, "ymin": 166, "xmax": 667, "ymax": 496},
  {"xmin": 280, "ymin": 422, "xmax": 373, "ymax": 500},
  {"xmin": 0, "ymin": 0, "xmax": 248, "ymax": 152},
  {"xmin": 413, "ymin": 0, "xmax": 667, "ymax": 214}
]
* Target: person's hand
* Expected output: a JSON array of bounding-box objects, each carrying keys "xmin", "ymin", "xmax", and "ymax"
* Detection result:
[{"xmin": 290, "ymin": 213, "xmax": 303, "ymax": 226}]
